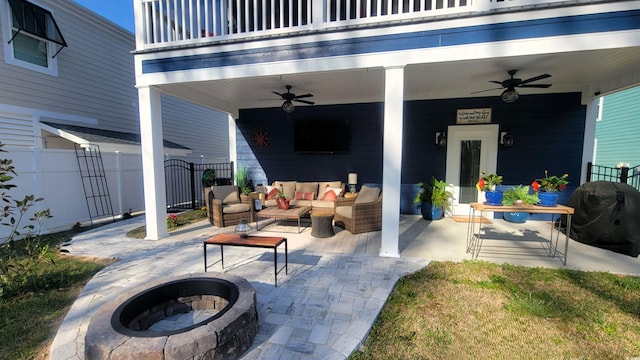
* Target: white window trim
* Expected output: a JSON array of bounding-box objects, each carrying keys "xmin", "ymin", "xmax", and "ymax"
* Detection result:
[{"xmin": 2, "ymin": 0, "xmax": 59, "ymax": 76}]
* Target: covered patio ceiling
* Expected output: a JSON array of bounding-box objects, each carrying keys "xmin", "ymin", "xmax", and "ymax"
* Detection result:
[{"xmin": 154, "ymin": 47, "xmax": 640, "ymax": 114}]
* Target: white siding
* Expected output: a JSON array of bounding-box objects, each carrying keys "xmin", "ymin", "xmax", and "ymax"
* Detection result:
[
  {"xmin": 0, "ymin": 0, "xmax": 230, "ymax": 236},
  {"xmin": 162, "ymin": 95, "xmax": 230, "ymax": 164}
]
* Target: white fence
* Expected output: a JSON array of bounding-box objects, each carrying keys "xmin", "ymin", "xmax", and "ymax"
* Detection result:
[{"xmin": 1, "ymin": 147, "xmax": 145, "ymax": 243}]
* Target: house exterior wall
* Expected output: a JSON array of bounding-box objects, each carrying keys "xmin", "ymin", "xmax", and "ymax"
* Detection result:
[
  {"xmin": 595, "ymin": 86, "xmax": 640, "ymax": 168},
  {"xmin": 237, "ymin": 92, "xmax": 586, "ymax": 214},
  {"xmin": 0, "ymin": 0, "xmax": 230, "ymax": 241}
]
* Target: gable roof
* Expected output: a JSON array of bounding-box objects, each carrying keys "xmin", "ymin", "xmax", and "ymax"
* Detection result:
[{"xmin": 40, "ymin": 122, "xmax": 191, "ymax": 156}]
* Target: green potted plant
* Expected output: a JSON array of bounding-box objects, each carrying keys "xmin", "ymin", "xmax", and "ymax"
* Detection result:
[
  {"xmin": 476, "ymin": 171, "xmax": 503, "ymax": 205},
  {"xmin": 531, "ymin": 170, "xmax": 569, "ymax": 207},
  {"xmin": 502, "ymin": 185, "xmax": 539, "ymax": 223},
  {"xmin": 414, "ymin": 177, "xmax": 452, "ymax": 220},
  {"xmin": 235, "ymin": 167, "xmax": 253, "ymax": 194}
]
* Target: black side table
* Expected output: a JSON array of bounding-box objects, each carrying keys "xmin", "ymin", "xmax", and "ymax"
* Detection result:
[{"xmin": 311, "ymin": 212, "xmax": 335, "ymax": 238}]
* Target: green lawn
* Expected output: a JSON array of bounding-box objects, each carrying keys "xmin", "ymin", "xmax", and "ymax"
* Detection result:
[{"xmin": 351, "ymin": 261, "xmax": 640, "ymax": 359}]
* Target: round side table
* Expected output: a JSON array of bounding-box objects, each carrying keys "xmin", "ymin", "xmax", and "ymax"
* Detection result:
[{"xmin": 311, "ymin": 212, "xmax": 335, "ymax": 238}]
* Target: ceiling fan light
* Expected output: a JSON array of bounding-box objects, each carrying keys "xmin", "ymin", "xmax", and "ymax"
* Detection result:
[
  {"xmin": 282, "ymin": 100, "xmax": 295, "ymax": 113},
  {"xmin": 501, "ymin": 89, "xmax": 519, "ymax": 103}
]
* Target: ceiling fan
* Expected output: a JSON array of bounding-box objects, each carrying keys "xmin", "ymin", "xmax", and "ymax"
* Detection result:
[
  {"xmin": 273, "ymin": 85, "xmax": 314, "ymax": 113},
  {"xmin": 473, "ymin": 70, "xmax": 552, "ymax": 103}
]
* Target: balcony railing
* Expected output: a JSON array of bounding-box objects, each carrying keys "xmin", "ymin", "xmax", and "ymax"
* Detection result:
[{"xmin": 139, "ymin": 0, "xmax": 569, "ymax": 48}]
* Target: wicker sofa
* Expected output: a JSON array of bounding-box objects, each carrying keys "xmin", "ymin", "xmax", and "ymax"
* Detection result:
[
  {"xmin": 333, "ymin": 185, "xmax": 382, "ymax": 234},
  {"xmin": 261, "ymin": 180, "xmax": 346, "ymax": 212},
  {"xmin": 205, "ymin": 185, "xmax": 254, "ymax": 227}
]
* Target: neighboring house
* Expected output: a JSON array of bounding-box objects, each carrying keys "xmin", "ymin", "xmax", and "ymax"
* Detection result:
[
  {"xmin": 132, "ymin": 0, "xmax": 640, "ymax": 254},
  {"xmin": 594, "ymin": 85, "xmax": 640, "ymax": 168},
  {"xmin": 0, "ymin": 0, "xmax": 230, "ymax": 241}
]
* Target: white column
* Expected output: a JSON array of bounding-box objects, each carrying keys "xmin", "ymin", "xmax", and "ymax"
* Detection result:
[
  {"xmin": 138, "ymin": 86, "xmax": 168, "ymax": 240},
  {"xmin": 581, "ymin": 96, "xmax": 599, "ymax": 184},
  {"xmin": 379, "ymin": 65, "xmax": 405, "ymax": 258}
]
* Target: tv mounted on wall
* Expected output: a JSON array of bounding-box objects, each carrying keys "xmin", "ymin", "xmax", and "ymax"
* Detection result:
[{"xmin": 294, "ymin": 118, "xmax": 351, "ymax": 153}]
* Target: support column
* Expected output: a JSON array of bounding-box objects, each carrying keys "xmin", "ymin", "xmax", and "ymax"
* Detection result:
[
  {"xmin": 581, "ymin": 97, "xmax": 600, "ymax": 184},
  {"xmin": 379, "ymin": 65, "xmax": 405, "ymax": 258},
  {"xmin": 138, "ymin": 86, "xmax": 168, "ymax": 240}
]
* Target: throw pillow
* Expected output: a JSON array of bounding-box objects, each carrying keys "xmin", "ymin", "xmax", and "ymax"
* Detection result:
[
  {"xmin": 265, "ymin": 185, "xmax": 279, "ymax": 200},
  {"xmin": 295, "ymin": 191, "xmax": 315, "ymax": 200},
  {"xmin": 322, "ymin": 187, "xmax": 342, "ymax": 201},
  {"xmin": 222, "ymin": 190, "xmax": 240, "ymax": 204}
]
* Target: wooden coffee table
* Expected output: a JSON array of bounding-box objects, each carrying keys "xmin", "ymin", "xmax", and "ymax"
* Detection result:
[
  {"xmin": 203, "ymin": 233, "xmax": 287, "ymax": 286},
  {"xmin": 256, "ymin": 206, "xmax": 312, "ymax": 233}
]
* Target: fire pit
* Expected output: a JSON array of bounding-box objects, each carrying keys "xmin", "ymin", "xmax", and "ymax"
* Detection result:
[{"xmin": 85, "ymin": 272, "xmax": 257, "ymax": 359}]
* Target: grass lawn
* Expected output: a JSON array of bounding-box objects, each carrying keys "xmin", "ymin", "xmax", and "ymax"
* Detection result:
[{"xmin": 351, "ymin": 261, "xmax": 640, "ymax": 359}]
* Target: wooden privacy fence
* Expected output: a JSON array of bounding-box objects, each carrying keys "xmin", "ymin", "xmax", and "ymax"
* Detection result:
[
  {"xmin": 586, "ymin": 162, "xmax": 640, "ymax": 191},
  {"xmin": 165, "ymin": 159, "xmax": 234, "ymax": 211}
]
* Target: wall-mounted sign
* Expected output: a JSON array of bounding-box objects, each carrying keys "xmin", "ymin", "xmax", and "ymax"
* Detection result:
[{"xmin": 456, "ymin": 108, "xmax": 492, "ymax": 124}]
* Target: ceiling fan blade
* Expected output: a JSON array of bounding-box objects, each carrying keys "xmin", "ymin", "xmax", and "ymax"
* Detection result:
[
  {"xmin": 272, "ymin": 91, "xmax": 284, "ymax": 97},
  {"xmin": 294, "ymin": 99, "xmax": 315, "ymax": 105},
  {"xmin": 471, "ymin": 87, "xmax": 502, "ymax": 94},
  {"xmin": 294, "ymin": 93, "xmax": 314, "ymax": 99},
  {"xmin": 518, "ymin": 74, "xmax": 551, "ymax": 85},
  {"xmin": 489, "ymin": 80, "xmax": 504, "ymax": 85},
  {"xmin": 519, "ymin": 84, "xmax": 552, "ymax": 88}
]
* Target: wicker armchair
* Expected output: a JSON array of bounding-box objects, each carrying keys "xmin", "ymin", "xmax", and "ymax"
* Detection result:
[
  {"xmin": 205, "ymin": 186, "xmax": 254, "ymax": 227},
  {"xmin": 334, "ymin": 185, "xmax": 382, "ymax": 234}
]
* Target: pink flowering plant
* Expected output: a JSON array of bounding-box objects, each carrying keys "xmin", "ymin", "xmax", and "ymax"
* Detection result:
[
  {"xmin": 166, "ymin": 213, "xmax": 179, "ymax": 229},
  {"xmin": 531, "ymin": 171, "xmax": 569, "ymax": 193}
]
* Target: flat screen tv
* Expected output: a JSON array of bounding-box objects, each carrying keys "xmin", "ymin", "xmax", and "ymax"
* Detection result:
[{"xmin": 294, "ymin": 118, "xmax": 351, "ymax": 153}]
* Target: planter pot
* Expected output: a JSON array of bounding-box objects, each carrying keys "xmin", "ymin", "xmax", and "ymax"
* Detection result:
[
  {"xmin": 538, "ymin": 192, "xmax": 559, "ymax": 207},
  {"xmin": 420, "ymin": 201, "xmax": 444, "ymax": 220},
  {"xmin": 504, "ymin": 212, "xmax": 528, "ymax": 223},
  {"xmin": 276, "ymin": 198, "xmax": 290, "ymax": 210},
  {"xmin": 484, "ymin": 190, "xmax": 503, "ymax": 206}
]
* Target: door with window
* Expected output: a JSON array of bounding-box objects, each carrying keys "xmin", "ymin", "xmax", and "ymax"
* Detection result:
[{"xmin": 445, "ymin": 124, "xmax": 499, "ymax": 216}]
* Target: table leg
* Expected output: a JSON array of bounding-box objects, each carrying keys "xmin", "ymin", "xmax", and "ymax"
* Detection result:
[
  {"xmin": 564, "ymin": 214, "xmax": 571, "ymax": 266},
  {"xmin": 274, "ymin": 246, "xmax": 278, "ymax": 287},
  {"xmin": 285, "ymin": 239, "xmax": 288, "ymax": 275},
  {"xmin": 220, "ymin": 245, "xmax": 224, "ymax": 269},
  {"xmin": 203, "ymin": 243, "xmax": 207, "ymax": 272}
]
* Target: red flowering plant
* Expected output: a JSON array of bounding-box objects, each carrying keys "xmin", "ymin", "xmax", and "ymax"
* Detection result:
[
  {"xmin": 476, "ymin": 172, "xmax": 503, "ymax": 192},
  {"xmin": 166, "ymin": 213, "xmax": 179, "ymax": 229},
  {"xmin": 531, "ymin": 171, "xmax": 569, "ymax": 193}
]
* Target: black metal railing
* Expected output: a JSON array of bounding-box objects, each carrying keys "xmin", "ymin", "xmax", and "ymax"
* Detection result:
[
  {"xmin": 165, "ymin": 159, "xmax": 234, "ymax": 211},
  {"xmin": 586, "ymin": 162, "xmax": 640, "ymax": 192}
]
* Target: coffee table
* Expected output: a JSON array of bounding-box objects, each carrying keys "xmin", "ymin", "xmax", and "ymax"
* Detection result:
[
  {"xmin": 256, "ymin": 206, "xmax": 312, "ymax": 233},
  {"xmin": 203, "ymin": 233, "xmax": 287, "ymax": 286}
]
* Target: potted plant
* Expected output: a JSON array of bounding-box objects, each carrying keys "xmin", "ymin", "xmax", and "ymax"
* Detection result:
[
  {"xmin": 202, "ymin": 169, "xmax": 217, "ymax": 187},
  {"xmin": 275, "ymin": 188, "xmax": 290, "ymax": 210},
  {"xmin": 501, "ymin": 185, "xmax": 539, "ymax": 223},
  {"xmin": 235, "ymin": 167, "xmax": 253, "ymax": 195},
  {"xmin": 476, "ymin": 171, "xmax": 503, "ymax": 205},
  {"xmin": 531, "ymin": 171, "xmax": 569, "ymax": 207},
  {"xmin": 414, "ymin": 177, "xmax": 452, "ymax": 220}
]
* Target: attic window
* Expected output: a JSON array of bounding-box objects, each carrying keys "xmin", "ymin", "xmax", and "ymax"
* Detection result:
[{"xmin": 7, "ymin": 0, "xmax": 67, "ymax": 58}]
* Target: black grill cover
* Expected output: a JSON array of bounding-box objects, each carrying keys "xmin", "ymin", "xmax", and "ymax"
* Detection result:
[{"xmin": 567, "ymin": 181, "xmax": 640, "ymax": 257}]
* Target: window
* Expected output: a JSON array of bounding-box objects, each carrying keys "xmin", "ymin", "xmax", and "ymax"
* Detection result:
[{"xmin": 3, "ymin": 0, "xmax": 67, "ymax": 75}]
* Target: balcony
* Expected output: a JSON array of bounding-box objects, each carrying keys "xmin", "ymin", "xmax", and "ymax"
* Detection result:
[{"xmin": 136, "ymin": 0, "xmax": 571, "ymax": 50}]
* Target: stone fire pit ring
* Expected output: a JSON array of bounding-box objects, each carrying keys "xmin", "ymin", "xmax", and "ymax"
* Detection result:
[{"xmin": 85, "ymin": 272, "xmax": 257, "ymax": 359}]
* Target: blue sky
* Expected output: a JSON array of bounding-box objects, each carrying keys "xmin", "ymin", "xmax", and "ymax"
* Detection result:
[{"xmin": 72, "ymin": 0, "xmax": 135, "ymax": 33}]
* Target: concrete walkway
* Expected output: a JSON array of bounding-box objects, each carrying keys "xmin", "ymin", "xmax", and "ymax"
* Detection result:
[{"xmin": 49, "ymin": 214, "xmax": 640, "ymax": 359}]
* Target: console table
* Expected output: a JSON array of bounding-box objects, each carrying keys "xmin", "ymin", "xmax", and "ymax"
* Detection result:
[
  {"xmin": 467, "ymin": 202, "xmax": 574, "ymax": 265},
  {"xmin": 203, "ymin": 234, "xmax": 288, "ymax": 286}
]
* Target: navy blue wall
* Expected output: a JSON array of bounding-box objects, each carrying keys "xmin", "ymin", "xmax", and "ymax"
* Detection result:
[{"xmin": 237, "ymin": 92, "xmax": 586, "ymax": 214}]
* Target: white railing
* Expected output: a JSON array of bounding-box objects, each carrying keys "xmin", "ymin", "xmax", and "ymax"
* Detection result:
[{"xmin": 139, "ymin": 0, "xmax": 568, "ymax": 47}]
